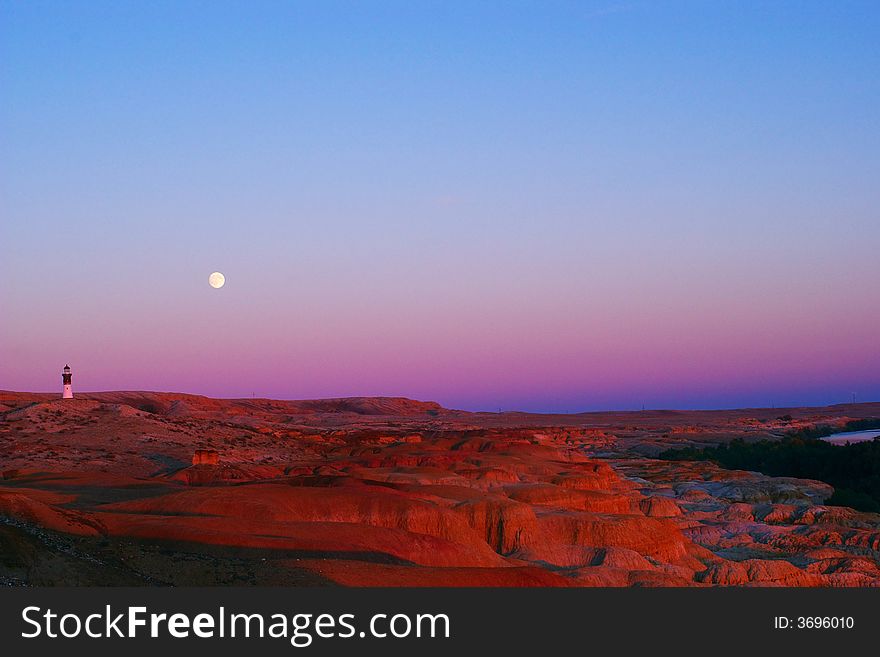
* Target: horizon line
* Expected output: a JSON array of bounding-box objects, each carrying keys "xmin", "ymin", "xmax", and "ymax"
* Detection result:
[{"xmin": 2, "ymin": 389, "xmax": 879, "ymax": 417}]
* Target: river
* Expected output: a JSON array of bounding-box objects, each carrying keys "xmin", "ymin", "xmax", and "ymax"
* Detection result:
[{"xmin": 820, "ymin": 429, "xmax": 880, "ymax": 446}]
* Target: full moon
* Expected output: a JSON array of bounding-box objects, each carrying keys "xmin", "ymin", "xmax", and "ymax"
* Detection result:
[{"xmin": 208, "ymin": 272, "xmax": 225, "ymax": 289}]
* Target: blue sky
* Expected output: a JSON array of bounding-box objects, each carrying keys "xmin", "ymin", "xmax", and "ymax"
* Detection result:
[{"xmin": 2, "ymin": 1, "xmax": 878, "ymax": 411}]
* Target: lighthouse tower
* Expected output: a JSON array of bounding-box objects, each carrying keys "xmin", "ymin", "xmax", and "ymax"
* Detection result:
[{"xmin": 62, "ymin": 364, "xmax": 73, "ymax": 399}]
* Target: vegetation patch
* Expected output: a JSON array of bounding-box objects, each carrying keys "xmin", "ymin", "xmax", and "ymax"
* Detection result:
[{"xmin": 659, "ymin": 420, "xmax": 880, "ymax": 512}]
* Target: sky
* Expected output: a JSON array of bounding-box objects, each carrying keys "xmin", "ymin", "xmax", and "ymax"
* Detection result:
[{"xmin": 1, "ymin": 1, "xmax": 879, "ymax": 412}]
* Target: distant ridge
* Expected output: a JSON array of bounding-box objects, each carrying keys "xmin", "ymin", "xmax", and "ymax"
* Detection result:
[
  {"xmin": 0, "ymin": 390, "xmax": 450, "ymax": 417},
  {"xmin": 1, "ymin": 390, "xmax": 879, "ymax": 421}
]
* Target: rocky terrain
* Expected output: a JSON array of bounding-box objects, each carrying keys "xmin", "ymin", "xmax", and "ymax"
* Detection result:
[{"xmin": 2, "ymin": 391, "xmax": 880, "ymax": 586}]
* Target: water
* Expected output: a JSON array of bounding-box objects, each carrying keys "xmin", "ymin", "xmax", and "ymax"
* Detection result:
[{"xmin": 820, "ymin": 429, "xmax": 880, "ymax": 446}]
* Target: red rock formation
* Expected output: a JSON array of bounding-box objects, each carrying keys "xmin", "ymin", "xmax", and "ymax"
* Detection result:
[
  {"xmin": 1, "ymin": 391, "xmax": 879, "ymax": 586},
  {"xmin": 192, "ymin": 449, "xmax": 219, "ymax": 465}
]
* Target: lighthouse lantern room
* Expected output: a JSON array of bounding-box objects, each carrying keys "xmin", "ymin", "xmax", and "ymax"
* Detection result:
[{"xmin": 62, "ymin": 365, "xmax": 73, "ymax": 399}]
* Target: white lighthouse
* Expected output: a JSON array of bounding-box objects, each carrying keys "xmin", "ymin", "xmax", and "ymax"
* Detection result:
[{"xmin": 62, "ymin": 364, "xmax": 73, "ymax": 399}]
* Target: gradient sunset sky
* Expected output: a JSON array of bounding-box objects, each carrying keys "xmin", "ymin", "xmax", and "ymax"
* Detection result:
[{"xmin": 2, "ymin": 1, "xmax": 878, "ymax": 412}]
